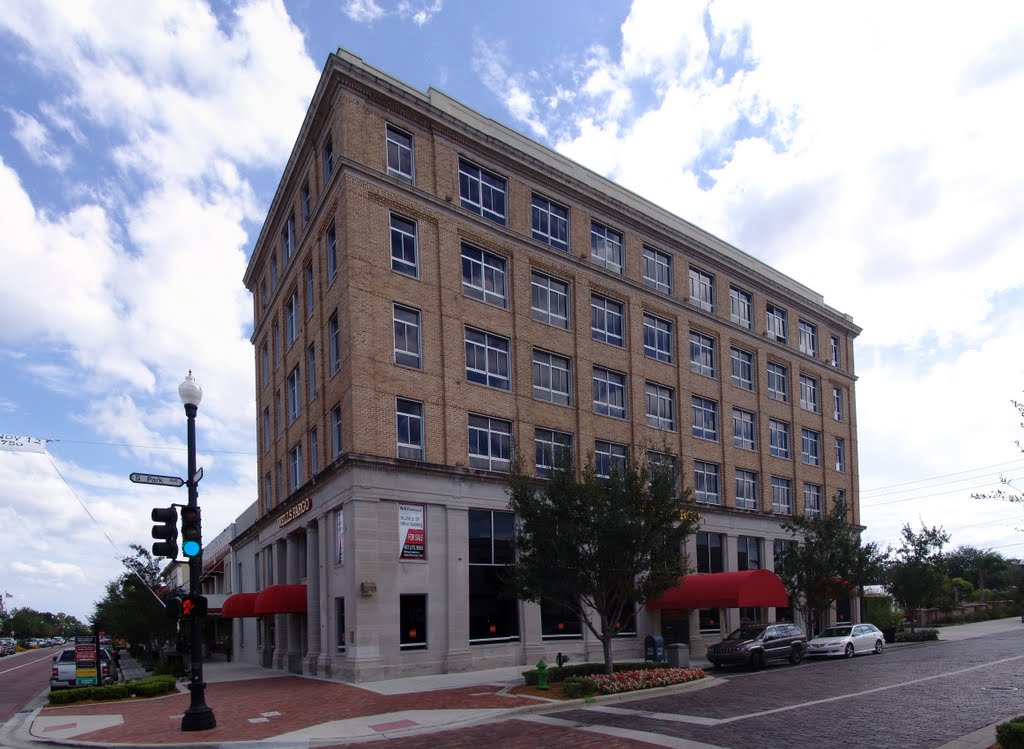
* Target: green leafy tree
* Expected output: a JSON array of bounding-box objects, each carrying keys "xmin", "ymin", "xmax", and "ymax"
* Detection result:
[
  {"xmin": 777, "ymin": 499, "xmax": 884, "ymax": 636},
  {"xmin": 942, "ymin": 546, "xmax": 1011, "ymax": 599},
  {"xmin": 92, "ymin": 544, "xmax": 180, "ymax": 648},
  {"xmin": 886, "ymin": 523, "xmax": 951, "ymax": 632},
  {"xmin": 505, "ymin": 451, "xmax": 700, "ymax": 675}
]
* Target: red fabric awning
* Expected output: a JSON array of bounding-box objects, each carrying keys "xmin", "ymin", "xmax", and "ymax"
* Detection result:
[
  {"xmin": 646, "ymin": 570, "xmax": 789, "ymax": 610},
  {"xmin": 254, "ymin": 584, "xmax": 308, "ymax": 615},
  {"xmin": 220, "ymin": 592, "xmax": 258, "ymax": 619}
]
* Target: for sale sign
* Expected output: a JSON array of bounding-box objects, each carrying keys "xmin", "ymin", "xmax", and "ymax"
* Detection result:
[{"xmin": 399, "ymin": 503, "xmax": 425, "ymax": 560}]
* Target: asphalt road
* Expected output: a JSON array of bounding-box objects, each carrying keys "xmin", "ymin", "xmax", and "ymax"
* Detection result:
[{"xmin": 0, "ymin": 648, "xmax": 56, "ymax": 725}]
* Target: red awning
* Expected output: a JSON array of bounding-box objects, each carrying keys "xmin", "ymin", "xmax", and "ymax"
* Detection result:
[
  {"xmin": 220, "ymin": 592, "xmax": 258, "ymax": 619},
  {"xmin": 646, "ymin": 570, "xmax": 789, "ymax": 610},
  {"xmin": 254, "ymin": 584, "xmax": 308, "ymax": 615}
]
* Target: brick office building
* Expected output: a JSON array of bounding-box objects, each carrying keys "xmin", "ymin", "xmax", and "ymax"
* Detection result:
[{"xmin": 228, "ymin": 49, "xmax": 861, "ymax": 681}]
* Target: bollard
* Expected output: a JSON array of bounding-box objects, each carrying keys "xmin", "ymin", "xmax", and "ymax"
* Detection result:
[{"xmin": 536, "ymin": 659, "xmax": 549, "ymax": 690}]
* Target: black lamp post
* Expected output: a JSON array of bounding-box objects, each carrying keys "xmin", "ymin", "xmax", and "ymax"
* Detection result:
[{"xmin": 179, "ymin": 371, "xmax": 216, "ymax": 732}]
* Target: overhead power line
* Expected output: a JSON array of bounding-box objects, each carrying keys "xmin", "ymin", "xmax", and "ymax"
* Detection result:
[{"xmin": 860, "ymin": 458, "xmax": 1024, "ymax": 496}]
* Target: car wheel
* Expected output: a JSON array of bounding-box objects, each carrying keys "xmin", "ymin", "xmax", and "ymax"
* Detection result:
[
  {"xmin": 751, "ymin": 650, "xmax": 765, "ymax": 670},
  {"xmin": 844, "ymin": 643, "xmax": 855, "ymax": 658},
  {"xmin": 789, "ymin": 647, "xmax": 803, "ymax": 665},
  {"xmin": 874, "ymin": 639, "xmax": 883, "ymax": 655}
]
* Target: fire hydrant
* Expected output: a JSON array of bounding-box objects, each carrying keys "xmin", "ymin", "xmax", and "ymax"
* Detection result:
[{"xmin": 536, "ymin": 659, "xmax": 549, "ymax": 690}]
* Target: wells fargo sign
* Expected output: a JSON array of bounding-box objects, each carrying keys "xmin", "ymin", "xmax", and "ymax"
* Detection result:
[{"xmin": 279, "ymin": 497, "xmax": 312, "ymax": 527}]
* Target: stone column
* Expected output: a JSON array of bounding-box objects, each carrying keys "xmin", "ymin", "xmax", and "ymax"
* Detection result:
[
  {"xmin": 317, "ymin": 513, "xmax": 333, "ymax": 676},
  {"xmin": 304, "ymin": 519, "xmax": 321, "ymax": 674},
  {"xmin": 274, "ymin": 539, "xmax": 288, "ymax": 670},
  {"xmin": 286, "ymin": 533, "xmax": 302, "ymax": 673}
]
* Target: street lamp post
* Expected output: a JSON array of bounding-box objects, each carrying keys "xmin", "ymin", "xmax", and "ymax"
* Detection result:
[{"xmin": 179, "ymin": 371, "xmax": 216, "ymax": 732}]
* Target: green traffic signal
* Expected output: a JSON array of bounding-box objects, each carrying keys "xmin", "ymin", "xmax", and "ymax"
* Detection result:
[{"xmin": 181, "ymin": 506, "xmax": 202, "ymax": 558}]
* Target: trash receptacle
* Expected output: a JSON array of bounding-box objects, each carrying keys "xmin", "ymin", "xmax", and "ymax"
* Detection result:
[
  {"xmin": 666, "ymin": 643, "xmax": 690, "ymax": 668},
  {"xmin": 644, "ymin": 635, "xmax": 665, "ymax": 662}
]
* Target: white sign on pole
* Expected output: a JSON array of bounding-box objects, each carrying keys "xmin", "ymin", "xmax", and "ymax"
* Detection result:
[{"xmin": 0, "ymin": 434, "xmax": 48, "ymax": 454}]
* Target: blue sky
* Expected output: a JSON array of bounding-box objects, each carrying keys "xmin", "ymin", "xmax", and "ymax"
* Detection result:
[{"xmin": 1, "ymin": 0, "xmax": 1023, "ymax": 622}]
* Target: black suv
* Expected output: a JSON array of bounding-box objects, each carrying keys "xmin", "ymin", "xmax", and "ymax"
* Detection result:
[{"xmin": 706, "ymin": 623, "xmax": 807, "ymax": 670}]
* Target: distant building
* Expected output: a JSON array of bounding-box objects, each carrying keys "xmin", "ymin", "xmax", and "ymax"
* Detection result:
[{"xmin": 226, "ymin": 49, "xmax": 861, "ymax": 680}]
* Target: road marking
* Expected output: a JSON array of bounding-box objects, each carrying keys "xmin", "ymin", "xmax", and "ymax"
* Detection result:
[
  {"xmin": 0, "ymin": 652, "xmax": 59, "ymax": 676},
  {"xmin": 586, "ymin": 705, "xmax": 720, "ymax": 726},
  {"xmin": 522, "ymin": 714, "xmax": 725, "ymax": 748}
]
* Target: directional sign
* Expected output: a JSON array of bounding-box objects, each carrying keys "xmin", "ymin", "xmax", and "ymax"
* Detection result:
[
  {"xmin": 130, "ymin": 472, "xmax": 185, "ymax": 488},
  {"xmin": 192, "ymin": 467, "xmax": 203, "ymax": 484}
]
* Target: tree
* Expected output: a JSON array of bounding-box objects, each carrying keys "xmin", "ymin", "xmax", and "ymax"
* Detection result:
[
  {"xmin": 92, "ymin": 544, "xmax": 180, "ymax": 648},
  {"xmin": 776, "ymin": 499, "xmax": 884, "ymax": 637},
  {"xmin": 972, "ymin": 394, "xmax": 1024, "ymax": 505},
  {"xmin": 941, "ymin": 546, "xmax": 1011, "ymax": 599},
  {"xmin": 505, "ymin": 451, "xmax": 700, "ymax": 675},
  {"xmin": 886, "ymin": 523, "xmax": 951, "ymax": 632}
]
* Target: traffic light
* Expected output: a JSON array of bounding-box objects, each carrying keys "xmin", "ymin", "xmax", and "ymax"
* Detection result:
[
  {"xmin": 180, "ymin": 505, "xmax": 202, "ymax": 558},
  {"xmin": 165, "ymin": 596, "xmax": 181, "ymax": 620},
  {"xmin": 151, "ymin": 506, "xmax": 178, "ymax": 559},
  {"xmin": 181, "ymin": 593, "xmax": 208, "ymax": 619}
]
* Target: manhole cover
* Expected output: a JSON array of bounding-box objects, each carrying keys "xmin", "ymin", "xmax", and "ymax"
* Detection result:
[{"xmin": 982, "ymin": 686, "xmax": 1019, "ymax": 692}]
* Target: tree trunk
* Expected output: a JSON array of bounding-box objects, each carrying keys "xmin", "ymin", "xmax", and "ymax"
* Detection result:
[{"xmin": 601, "ymin": 635, "xmax": 614, "ymax": 675}]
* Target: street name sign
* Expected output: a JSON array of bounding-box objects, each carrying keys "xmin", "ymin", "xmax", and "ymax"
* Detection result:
[{"xmin": 130, "ymin": 472, "xmax": 185, "ymax": 488}]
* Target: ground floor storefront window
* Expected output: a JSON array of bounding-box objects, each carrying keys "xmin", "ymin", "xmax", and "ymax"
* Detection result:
[
  {"xmin": 468, "ymin": 509, "xmax": 519, "ymax": 643},
  {"xmin": 541, "ymin": 598, "xmax": 581, "ymax": 639},
  {"xmin": 400, "ymin": 594, "xmax": 427, "ymax": 650}
]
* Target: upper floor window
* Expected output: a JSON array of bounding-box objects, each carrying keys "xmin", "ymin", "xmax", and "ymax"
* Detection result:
[
  {"xmin": 692, "ymin": 396, "xmax": 718, "ymax": 441},
  {"xmin": 643, "ymin": 313, "xmax": 672, "ymax": 363},
  {"xmin": 305, "ymin": 263, "xmax": 315, "ymax": 319},
  {"xmin": 386, "ymin": 124, "xmax": 414, "ymax": 183},
  {"xmin": 831, "ymin": 335, "xmax": 841, "ymax": 368},
  {"xmin": 328, "ymin": 313, "xmax": 340, "ymax": 375},
  {"xmin": 260, "ymin": 343, "xmax": 269, "ymax": 388},
  {"xmin": 737, "ymin": 536, "xmax": 762, "ymax": 570},
  {"xmin": 736, "ymin": 469, "xmax": 758, "ymax": 511},
  {"xmin": 590, "ymin": 221, "xmax": 623, "ymax": 274},
  {"xmin": 694, "ymin": 462, "xmax": 721, "ymax": 505},
  {"xmin": 689, "ymin": 267, "xmax": 715, "ymax": 312},
  {"xmin": 307, "ymin": 345, "xmax": 316, "ymax": 401},
  {"xmin": 767, "ymin": 361, "xmax": 788, "ymax": 402},
  {"xmin": 835, "ymin": 437, "xmax": 846, "ymax": 472},
  {"xmin": 288, "ymin": 442, "xmax": 303, "ymax": 492},
  {"xmin": 766, "ymin": 304, "xmax": 788, "ymax": 343},
  {"xmin": 309, "ymin": 428, "xmax": 318, "ymax": 476},
  {"xmin": 645, "ymin": 382, "xmax": 675, "ymax": 431},
  {"xmin": 301, "ymin": 181, "xmax": 311, "ymax": 224},
  {"xmin": 769, "ymin": 419, "xmax": 790, "ymax": 459},
  {"xmin": 535, "ymin": 428, "xmax": 572, "ymax": 478},
  {"xmin": 530, "ymin": 271, "xmax": 569, "ymax": 329},
  {"xmin": 287, "ymin": 366, "xmax": 301, "ymax": 424},
  {"xmin": 804, "ymin": 483, "xmax": 822, "ymax": 519},
  {"xmin": 799, "ymin": 320, "xmax": 818, "ymax": 357},
  {"xmin": 330, "ymin": 405, "xmax": 343, "ymax": 459},
  {"xmin": 281, "ymin": 213, "xmax": 295, "ymax": 266},
  {"xmin": 272, "ymin": 322, "xmax": 280, "ymax": 369},
  {"xmin": 465, "ymin": 327, "xmax": 510, "ymax": 390},
  {"xmin": 459, "ymin": 157, "xmax": 506, "ymax": 225},
  {"xmin": 533, "ymin": 349, "xmax": 571, "ymax": 405},
  {"xmin": 733, "ymin": 408, "xmax": 756, "ymax": 451},
  {"xmin": 393, "ymin": 304, "xmax": 421, "ymax": 369},
  {"xmin": 833, "ymin": 386, "xmax": 844, "ymax": 421},
  {"xmin": 260, "ymin": 279, "xmax": 268, "ymax": 310},
  {"xmin": 696, "ymin": 531, "xmax": 724, "ymax": 573},
  {"xmin": 270, "ymin": 255, "xmax": 279, "ymax": 290},
  {"xmin": 531, "ymin": 195, "xmax": 568, "ymax": 251},
  {"xmin": 396, "ymin": 398, "xmax": 424, "ymax": 460},
  {"xmin": 591, "ymin": 294, "xmax": 623, "ymax": 347},
  {"xmin": 689, "ymin": 331, "xmax": 716, "ymax": 377},
  {"xmin": 468, "ymin": 414, "xmax": 512, "ymax": 471},
  {"xmin": 284, "ymin": 291, "xmax": 299, "ymax": 348},
  {"xmin": 647, "ymin": 451, "xmax": 677, "ymax": 487},
  {"xmin": 593, "ymin": 367, "xmax": 626, "ymax": 419},
  {"xmin": 731, "ymin": 347, "xmax": 754, "ymax": 390},
  {"xmin": 730, "ymin": 286, "xmax": 752, "ymax": 328},
  {"xmin": 322, "ymin": 135, "xmax": 333, "ymax": 183},
  {"xmin": 799, "ymin": 374, "xmax": 819, "ymax": 413},
  {"xmin": 801, "ymin": 428, "xmax": 821, "ymax": 466},
  {"xmin": 594, "ymin": 439, "xmax": 627, "ymax": 479},
  {"xmin": 326, "ymin": 225, "xmax": 338, "ymax": 284},
  {"xmin": 390, "ymin": 214, "xmax": 418, "ymax": 277},
  {"xmin": 462, "ymin": 244, "xmax": 507, "ymax": 308},
  {"xmin": 642, "ymin": 246, "xmax": 672, "ymax": 293},
  {"xmin": 837, "ymin": 488, "xmax": 847, "ymax": 517},
  {"xmin": 772, "ymin": 476, "xmax": 793, "ymax": 515}
]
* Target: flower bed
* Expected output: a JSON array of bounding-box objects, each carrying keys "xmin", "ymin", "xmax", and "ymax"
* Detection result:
[{"xmin": 561, "ymin": 667, "xmax": 705, "ymax": 697}]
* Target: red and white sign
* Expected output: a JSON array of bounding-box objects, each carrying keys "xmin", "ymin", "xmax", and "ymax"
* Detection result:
[{"xmin": 399, "ymin": 503, "xmax": 425, "ymax": 560}]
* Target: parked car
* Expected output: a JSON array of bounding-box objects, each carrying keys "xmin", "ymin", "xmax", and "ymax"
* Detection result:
[
  {"xmin": 0, "ymin": 638, "xmax": 15, "ymax": 656},
  {"xmin": 50, "ymin": 646, "xmax": 117, "ymax": 689},
  {"xmin": 706, "ymin": 623, "xmax": 807, "ymax": 669},
  {"xmin": 806, "ymin": 623, "xmax": 885, "ymax": 658}
]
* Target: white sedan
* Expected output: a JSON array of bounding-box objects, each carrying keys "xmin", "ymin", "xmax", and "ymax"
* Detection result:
[{"xmin": 806, "ymin": 623, "xmax": 885, "ymax": 658}]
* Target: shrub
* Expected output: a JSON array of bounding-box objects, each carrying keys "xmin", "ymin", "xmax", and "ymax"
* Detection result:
[
  {"xmin": 996, "ymin": 716, "xmax": 1024, "ymax": 749},
  {"xmin": 895, "ymin": 629, "xmax": 939, "ymax": 642},
  {"xmin": 561, "ymin": 677, "xmax": 596, "ymax": 698},
  {"xmin": 522, "ymin": 660, "xmax": 669, "ymax": 686},
  {"xmin": 48, "ymin": 676, "xmax": 176, "ymax": 705}
]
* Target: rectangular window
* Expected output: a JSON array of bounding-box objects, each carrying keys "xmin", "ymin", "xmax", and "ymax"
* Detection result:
[
  {"xmin": 328, "ymin": 313, "xmax": 340, "ymax": 375},
  {"xmin": 335, "ymin": 597, "xmax": 345, "ymax": 652},
  {"xmin": 643, "ymin": 313, "xmax": 673, "ymax": 363},
  {"xmin": 263, "ymin": 473, "xmax": 272, "ymax": 510},
  {"xmin": 271, "ymin": 255, "xmax": 278, "ymax": 290},
  {"xmin": 386, "ymin": 123, "xmax": 414, "ymax": 182},
  {"xmin": 305, "ymin": 263, "xmax": 315, "ymax": 319},
  {"xmin": 731, "ymin": 347, "xmax": 754, "ymax": 390},
  {"xmin": 593, "ymin": 367, "xmax": 627, "ymax": 419},
  {"xmin": 736, "ymin": 469, "xmax": 758, "ymax": 511},
  {"xmin": 459, "ymin": 157, "xmax": 507, "ymax": 225},
  {"xmin": 396, "ymin": 398, "xmax": 424, "ymax": 460},
  {"xmin": 733, "ymin": 408, "xmax": 756, "ymax": 450},
  {"xmin": 285, "ymin": 291, "xmax": 298, "ymax": 348},
  {"xmin": 468, "ymin": 509, "xmax": 518, "ymax": 642},
  {"xmin": 274, "ymin": 391, "xmax": 281, "ymax": 434},
  {"xmin": 541, "ymin": 597, "xmax": 582, "ymax": 639},
  {"xmin": 769, "ymin": 418, "xmax": 790, "ymax": 459},
  {"xmin": 530, "ymin": 271, "xmax": 569, "ymax": 329},
  {"xmin": 831, "ymin": 335, "xmax": 841, "ymax": 367},
  {"xmin": 468, "ymin": 414, "xmax": 512, "ymax": 471},
  {"xmin": 837, "ymin": 489, "xmax": 847, "ymax": 517},
  {"xmin": 393, "ymin": 305, "xmax": 422, "ymax": 368},
  {"xmin": 833, "ymin": 386, "xmax": 844, "ymax": 421},
  {"xmin": 326, "ymin": 225, "xmax": 337, "ymax": 283},
  {"xmin": 694, "ymin": 461, "xmax": 721, "ymax": 505},
  {"xmin": 594, "ymin": 439, "xmax": 627, "ymax": 479},
  {"xmin": 800, "ymin": 374, "xmax": 819, "ymax": 413},
  {"xmin": 273, "ymin": 323, "xmax": 280, "ymax": 368},
  {"xmin": 531, "ymin": 194, "xmax": 569, "ymax": 251},
  {"xmin": 799, "ymin": 320, "xmax": 818, "ymax": 357},
  {"xmin": 767, "ymin": 304, "xmax": 788, "ymax": 342},
  {"xmin": 647, "ymin": 450, "xmax": 677, "ymax": 487},
  {"xmin": 642, "ymin": 246, "xmax": 672, "ymax": 293},
  {"xmin": 276, "ymin": 460, "xmax": 283, "ymax": 502},
  {"xmin": 737, "ymin": 536, "xmax": 762, "ymax": 571},
  {"xmin": 281, "ymin": 213, "xmax": 295, "ymax": 266},
  {"xmin": 689, "ymin": 331, "xmax": 716, "ymax": 376},
  {"xmin": 767, "ymin": 361, "xmax": 788, "ymax": 402},
  {"xmin": 331, "ymin": 405, "xmax": 342, "ymax": 459},
  {"xmin": 465, "ymin": 327, "xmax": 510, "ymax": 390},
  {"xmin": 689, "ymin": 267, "xmax": 715, "ymax": 312},
  {"xmin": 461, "ymin": 244, "xmax": 507, "ymax": 307},
  {"xmin": 535, "ymin": 428, "xmax": 573, "ymax": 478},
  {"xmin": 692, "ymin": 396, "xmax": 718, "ymax": 441},
  {"xmin": 301, "ymin": 181, "xmax": 311, "ymax": 223},
  {"xmin": 322, "ymin": 136, "xmax": 333, "ymax": 182},
  {"xmin": 287, "ymin": 366, "xmax": 301, "ymax": 424},
  {"xmin": 260, "ymin": 280, "xmax": 268, "ymax": 310},
  {"xmin": 262, "ymin": 408, "xmax": 270, "ymax": 453},
  {"xmin": 696, "ymin": 531, "xmax": 724, "ymax": 573},
  {"xmin": 532, "ymin": 349, "xmax": 571, "ymax": 405},
  {"xmin": 307, "ymin": 345, "xmax": 316, "ymax": 401},
  {"xmin": 645, "ymin": 382, "xmax": 675, "ymax": 431},
  {"xmin": 261, "ymin": 344, "xmax": 269, "ymax": 388},
  {"xmin": 774, "ymin": 539, "xmax": 795, "ymax": 574},
  {"xmin": 730, "ymin": 286, "xmax": 752, "ymax": 328},
  {"xmin": 310, "ymin": 428, "xmax": 318, "ymax": 476},
  {"xmin": 336, "ymin": 508, "xmax": 345, "ymax": 564},
  {"xmin": 804, "ymin": 483, "xmax": 822, "ymax": 518},
  {"xmin": 590, "ymin": 221, "xmax": 624, "ymax": 274},
  {"xmin": 801, "ymin": 428, "xmax": 821, "ymax": 466},
  {"xmin": 591, "ymin": 294, "xmax": 624, "ymax": 346},
  {"xmin": 400, "ymin": 594, "xmax": 427, "ymax": 650},
  {"xmin": 288, "ymin": 442, "xmax": 302, "ymax": 491},
  {"xmin": 772, "ymin": 476, "xmax": 793, "ymax": 515},
  {"xmin": 835, "ymin": 437, "xmax": 846, "ymax": 472},
  {"xmin": 390, "ymin": 214, "xmax": 418, "ymax": 277}
]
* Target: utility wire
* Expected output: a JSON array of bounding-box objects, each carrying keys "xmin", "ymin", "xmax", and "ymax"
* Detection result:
[
  {"xmin": 860, "ymin": 458, "xmax": 1024, "ymax": 495},
  {"xmin": 861, "ymin": 468, "xmax": 1024, "ymax": 500},
  {"xmin": 49, "ymin": 438, "xmax": 255, "ymax": 456},
  {"xmin": 862, "ymin": 478, "xmax": 1018, "ymax": 508}
]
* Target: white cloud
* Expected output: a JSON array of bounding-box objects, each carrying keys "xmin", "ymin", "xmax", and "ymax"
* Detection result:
[
  {"xmin": 344, "ymin": 0, "xmax": 385, "ymax": 23},
  {"xmin": 472, "ymin": 38, "xmax": 548, "ymax": 139},
  {"xmin": 7, "ymin": 109, "xmax": 71, "ymax": 171},
  {"xmin": 397, "ymin": 0, "xmax": 442, "ymax": 26}
]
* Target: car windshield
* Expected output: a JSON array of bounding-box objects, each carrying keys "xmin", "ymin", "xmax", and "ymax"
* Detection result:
[
  {"xmin": 724, "ymin": 626, "xmax": 766, "ymax": 642},
  {"xmin": 819, "ymin": 626, "xmax": 853, "ymax": 638}
]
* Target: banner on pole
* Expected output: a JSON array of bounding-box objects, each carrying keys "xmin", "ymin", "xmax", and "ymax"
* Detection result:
[{"xmin": 0, "ymin": 434, "xmax": 48, "ymax": 454}]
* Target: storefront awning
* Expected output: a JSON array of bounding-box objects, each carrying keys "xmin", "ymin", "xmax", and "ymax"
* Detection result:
[
  {"xmin": 220, "ymin": 592, "xmax": 258, "ymax": 619},
  {"xmin": 646, "ymin": 570, "xmax": 790, "ymax": 610},
  {"xmin": 254, "ymin": 584, "xmax": 308, "ymax": 615}
]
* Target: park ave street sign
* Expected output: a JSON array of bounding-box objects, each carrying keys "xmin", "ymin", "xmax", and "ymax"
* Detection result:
[{"xmin": 130, "ymin": 472, "xmax": 184, "ymax": 488}]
